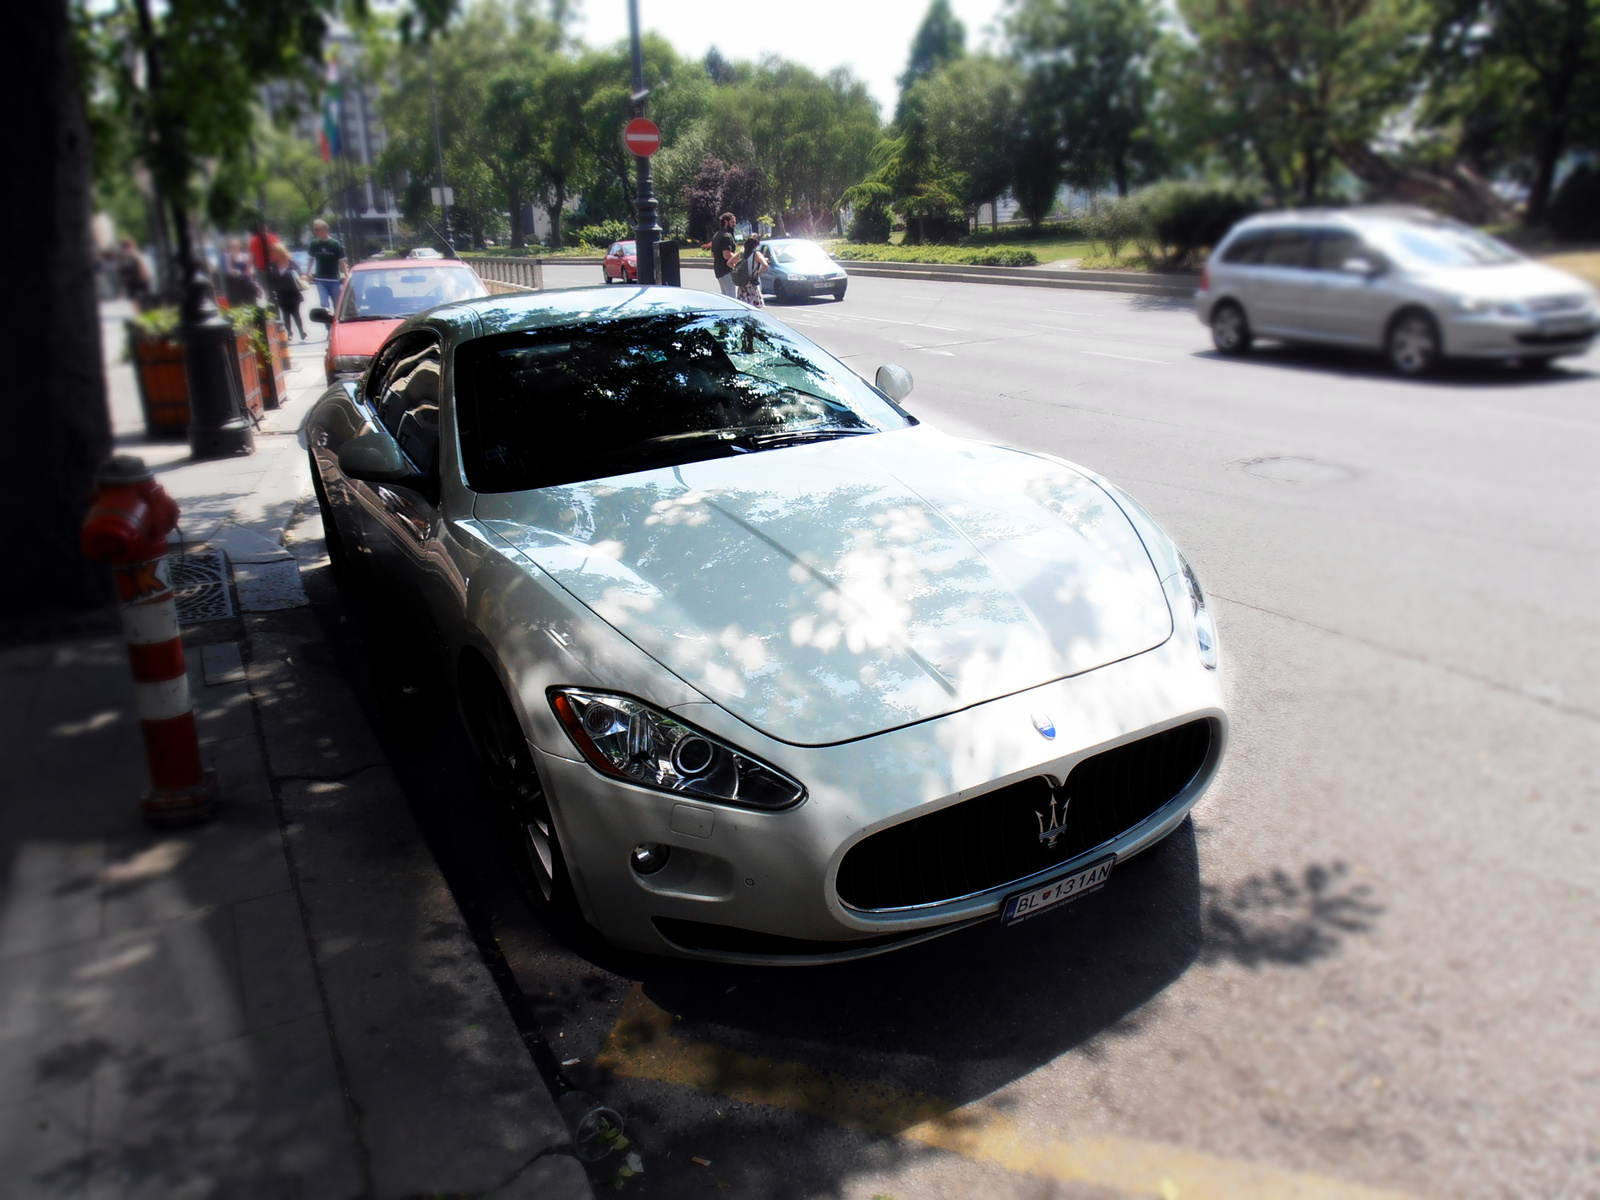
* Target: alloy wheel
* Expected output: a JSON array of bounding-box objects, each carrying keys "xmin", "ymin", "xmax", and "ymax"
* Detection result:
[
  {"xmin": 468, "ymin": 673, "xmax": 567, "ymax": 910},
  {"xmin": 1388, "ymin": 313, "xmax": 1439, "ymax": 375},
  {"xmin": 1211, "ymin": 303, "xmax": 1249, "ymax": 354}
]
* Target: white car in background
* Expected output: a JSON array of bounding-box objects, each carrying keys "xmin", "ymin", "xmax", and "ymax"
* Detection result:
[{"xmin": 1197, "ymin": 207, "xmax": 1600, "ymax": 374}]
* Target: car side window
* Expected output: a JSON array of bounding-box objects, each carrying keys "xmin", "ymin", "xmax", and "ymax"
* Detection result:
[
  {"xmin": 369, "ymin": 333, "xmax": 444, "ymax": 478},
  {"xmin": 1220, "ymin": 233, "xmax": 1266, "ymax": 264},
  {"xmin": 608, "ymin": 243, "xmax": 621, "ymax": 257},
  {"xmin": 1314, "ymin": 231, "xmax": 1361, "ymax": 270},
  {"xmin": 1260, "ymin": 232, "xmax": 1314, "ymax": 268}
]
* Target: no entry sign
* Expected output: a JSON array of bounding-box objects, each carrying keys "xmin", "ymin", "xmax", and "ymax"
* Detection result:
[{"xmin": 623, "ymin": 118, "xmax": 662, "ymax": 157}]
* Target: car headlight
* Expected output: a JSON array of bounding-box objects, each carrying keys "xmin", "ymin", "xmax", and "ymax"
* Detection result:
[
  {"xmin": 1456, "ymin": 297, "xmax": 1492, "ymax": 314},
  {"xmin": 1178, "ymin": 554, "xmax": 1219, "ymax": 671},
  {"xmin": 549, "ymin": 688, "xmax": 806, "ymax": 810},
  {"xmin": 331, "ymin": 354, "xmax": 372, "ymax": 375}
]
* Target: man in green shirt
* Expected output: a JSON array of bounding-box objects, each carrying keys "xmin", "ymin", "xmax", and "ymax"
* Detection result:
[{"xmin": 307, "ymin": 219, "xmax": 348, "ymax": 310}]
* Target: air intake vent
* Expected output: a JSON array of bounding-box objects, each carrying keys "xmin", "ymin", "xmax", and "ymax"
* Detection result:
[{"xmin": 835, "ymin": 719, "xmax": 1213, "ymax": 912}]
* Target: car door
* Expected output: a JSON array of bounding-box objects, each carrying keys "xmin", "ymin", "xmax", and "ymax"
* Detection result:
[
  {"xmin": 1252, "ymin": 230, "xmax": 1319, "ymax": 337},
  {"xmin": 605, "ymin": 243, "xmax": 622, "ymax": 280},
  {"xmin": 1309, "ymin": 229, "xmax": 1389, "ymax": 346}
]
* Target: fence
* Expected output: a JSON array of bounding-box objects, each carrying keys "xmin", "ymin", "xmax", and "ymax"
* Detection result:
[{"xmin": 469, "ymin": 257, "xmax": 544, "ymax": 294}]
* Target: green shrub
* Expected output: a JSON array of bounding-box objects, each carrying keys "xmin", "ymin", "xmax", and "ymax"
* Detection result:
[
  {"xmin": 823, "ymin": 242, "xmax": 1039, "ymax": 267},
  {"xmin": 569, "ymin": 218, "xmax": 634, "ymax": 249},
  {"xmin": 847, "ymin": 202, "xmax": 892, "ymax": 244},
  {"xmin": 1145, "ymin": 182, "xmax": 1259, "ymax": 265},
  {"xmin": 1549, "ymin": 165, "xmax": 1600, "ymax": 241},
  {"xmin": 1081, "ymin": 196, "xmax": 1144, "ymax": 261},
  {"xmin": 964, "ymin": 219, "xmax": 1089, "ymax": 244}
]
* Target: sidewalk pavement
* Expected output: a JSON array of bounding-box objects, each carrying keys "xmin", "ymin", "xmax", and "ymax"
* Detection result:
[{"xmin": 0, "ymin": 301, "xmax": 592, "ymax": 1198}]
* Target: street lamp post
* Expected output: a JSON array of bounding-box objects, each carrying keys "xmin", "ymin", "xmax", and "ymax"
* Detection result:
[
  {"xmin": 426, "ymin": 43, "xmax": 453, "ymax": 255},
  {"xmin": 627, "ymin": 0, "xmax": 660, "ymax": 285}
]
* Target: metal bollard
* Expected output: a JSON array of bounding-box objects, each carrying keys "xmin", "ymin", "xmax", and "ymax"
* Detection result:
[{"xmin": 81, "ymin": 455, "xmax": 218, "ymax": 828}]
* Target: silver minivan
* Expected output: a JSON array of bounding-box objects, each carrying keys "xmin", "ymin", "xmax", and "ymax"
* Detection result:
[{"xmin": 1196, "ymin": 207, "xmax": 1599, "ymax": 374}]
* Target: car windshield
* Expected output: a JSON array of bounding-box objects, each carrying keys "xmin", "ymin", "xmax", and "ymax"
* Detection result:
[
  {"xmin": 338, "ymin": 267, "xmax": 486, "ymax": 321},
  {"xmin": 455, "ymin": 310, "xmax": 913, "ymax": 492},
  {"xmin": 1367, "ymin": 221, "xmax": 1521, "ymax": 269},
  {"xmin": 613, "ymin": 242, "xmax": 636, "ymax": 255},
  {"xmin": 771, "ymin": 243, "xmax": 835, "ymax": 267}
]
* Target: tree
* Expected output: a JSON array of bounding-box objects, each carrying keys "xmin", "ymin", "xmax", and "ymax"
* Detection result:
[
  {"xmin": 900, "ymin": 0, "xmax": 967, "ymax": 99},
  {"xmin": 259, "ymin": 123, "xmax": 334, "ymax": 239},
  {"xmin": 912, "ymin": 56, "xmax": 1024, "ymax": 232},
  {"xmin": 1008, "ymin": 0, "xmax": 1164, "ymax": 197},
  {"xmin": 1174, "ymin": 0, "xmax": 1425, "ymax": 205},
  {"xmin": 1424, "ymin": 0, "xmax": 1600, "ymax": 223}
]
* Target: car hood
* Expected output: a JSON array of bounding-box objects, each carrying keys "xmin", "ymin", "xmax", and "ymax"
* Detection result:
[
  {"xmin": 476, "ymin": 425, "xmax": 1173, "ymax": 745},
  {"xmin": 330, "ymin": 317, "xmax": 402, "ymax": 358},
  {"xmin": 1411, "ymin": 260, "xmax": 1596, "ymax": 304}
]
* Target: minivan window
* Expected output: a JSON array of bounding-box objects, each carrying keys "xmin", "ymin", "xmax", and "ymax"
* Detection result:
[
  {"xmin": 1260, "ymin": 232, "xmax": 1314, "ymax": 268},
  {"xmin": 1220, "ymin": 234, "xmax": 1266, "ymax": 264},
  {"xmin": 1314, "ymin": 232, "xmax": 1362, "ymax": 270}
]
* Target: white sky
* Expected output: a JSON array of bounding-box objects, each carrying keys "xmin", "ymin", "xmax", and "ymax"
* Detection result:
[{"xmin": 572, "ymin": 0, "xmax": 1008, "ymax": 118}]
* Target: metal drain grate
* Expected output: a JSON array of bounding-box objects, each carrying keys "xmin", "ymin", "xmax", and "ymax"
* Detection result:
[{"xmin": 171, "ymin": 551, "xmax": 234, "ymax": 622}]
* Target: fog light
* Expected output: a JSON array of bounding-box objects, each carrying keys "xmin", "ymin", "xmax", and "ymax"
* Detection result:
[{"xmin": 631, "ymin": 842, "xmax": 671, "ymax": 876}]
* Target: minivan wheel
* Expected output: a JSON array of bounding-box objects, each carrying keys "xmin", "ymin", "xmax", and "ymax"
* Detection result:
[
  {"xmin": 1387, "ymin": 310, "xmax": 1440, "ymax": 376},
  {"xmin": 1211, "ymin": 301, "xmax": 1251, "ymax": 354},
  {"xmin": 461, "ymin": 660, "xmax": 578, "ymax": 920}
]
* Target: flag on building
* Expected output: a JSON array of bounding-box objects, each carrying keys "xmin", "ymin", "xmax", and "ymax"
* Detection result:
[{"xmin": 319, "ymin": 53, "xmax": 343, "ymax": 162}]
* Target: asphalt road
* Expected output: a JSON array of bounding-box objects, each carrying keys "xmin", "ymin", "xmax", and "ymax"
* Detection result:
[{"xmin": 300, "ymin": 263, "xmax": 1600, "ymax": 1199}]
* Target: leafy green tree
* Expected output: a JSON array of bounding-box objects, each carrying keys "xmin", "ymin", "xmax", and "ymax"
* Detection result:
[
  {"xmin": 1424, "ymin": 0, "xmax": 1600, "ymax": 223},
  {"xmin": 899, "ymin": 0, "xmax": 967, "ymax": 99},
  {"xmin": 1174, "ymin": 0, "xmax": 1425, "ymax": 205},
  {"xmin": 1007, "ymin": 0, "xmax": 1164, "ymax": 197},
  {"xmin": 910, "ymin": 56, "xmax": 1024, "ymax": 232}
]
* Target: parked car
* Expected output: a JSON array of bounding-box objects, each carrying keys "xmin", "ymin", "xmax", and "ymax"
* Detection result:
[
  {"xmin": 1197, "ymin": 207, "xmax": 1600, "ymax": 374},
  {"xmin": 407, "ymin": 247, "xmax": 444, "ymax": 259},
  {"xmin": 310, "ymin": 258, "xmax": 488, "ymax": 383},
  {"xmin": 759, "ymin": 239, "xmax": 848, "ymax": 302},
  {"xmin": 306, "ymin": 286, "xmax": 1227, "ymax": 963},
  {"xmin": 602, "ymin": 240, "xmax": 638, "ymax": 284}
]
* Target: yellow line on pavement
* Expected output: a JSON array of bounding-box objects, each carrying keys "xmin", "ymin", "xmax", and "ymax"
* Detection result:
[{"xmin": 596, "ymin": 985, "xmax": 1413, "ymax": 1200}]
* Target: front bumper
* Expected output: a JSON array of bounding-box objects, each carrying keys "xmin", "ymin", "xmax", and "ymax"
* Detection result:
[
  {"xmin": 1444, "ymin": 310, "xmax": 1599, "ymax": 358},
  {"xmin": 535, "ymin": 577, "xmax": 1226, "ymax": 963},
  {"xmin": 773, "ymin": 274, "xmax": 846, "ymax": 294}
]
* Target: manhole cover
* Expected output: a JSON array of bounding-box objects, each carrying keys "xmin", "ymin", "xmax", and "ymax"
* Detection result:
[
  {"xmin": 171, "ymin": 551, "xmax": 234, "ymax": 622},
  {"xmin": 1239, "ymin": 456, "xmax": 1357, "ymax": 484}
]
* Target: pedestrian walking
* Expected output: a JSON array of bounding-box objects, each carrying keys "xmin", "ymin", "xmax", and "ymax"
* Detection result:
[
  {"xmin": 711, "ymin": 212, "xmax": 739, "ymax": 298},
  {"xmin": 267, "ymin": 244, "xmax": 308, "ymax": 339},
  {"xmin": 733, "ymin": 235, "xmax": 767, "ymax": 307},
  {"xmin": 222, "ymin": 237, "xmax": 261, "ymax": 307},
  {"xmin": 116, "ymin": 237, "xmax": 152, "ymax": 305},
  {"xmin": 307, "ymin": 219, "xmax": 348, "ymax": 310}
]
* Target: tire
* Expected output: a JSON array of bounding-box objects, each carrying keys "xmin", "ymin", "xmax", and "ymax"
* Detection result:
[
  {"xmin": 832, "ymin": 285, "xmax": 847, "ymax": 301},
  {"xmin": 367, "ymin": 606, "xmax": 447, "ymax": 749},
  {"xmin": 1210, "ymin": 301, "xmax": 1251, "ymax": 354},
  {"xmin": 772, "ymin": 280, "xmax": 786, "ymax": 304},
  {"xmin": 1517, "ymin": 356, "xmax": 1555, "ymax": 373},
  {"xmin": 460, "ymin": 659, "xmax": 578, "ymax": 919},
  {"xmin": 1386, "ymin": 309, "xmax": 1440, "ymax": 376},
  {"xmin": 602, "ymin": 269, "xmax": 613, "ymax": 285}
]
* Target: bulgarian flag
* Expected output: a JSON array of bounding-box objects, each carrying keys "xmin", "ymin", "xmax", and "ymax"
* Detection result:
[{"xmin": 319, "ymin": 53, "xmax": 343, "ymax": 161}]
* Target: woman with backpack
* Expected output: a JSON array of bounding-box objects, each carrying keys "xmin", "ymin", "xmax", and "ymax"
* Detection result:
[{"xmin": 732, "ymin": 235, "xmax": 768, "ymax": 308}]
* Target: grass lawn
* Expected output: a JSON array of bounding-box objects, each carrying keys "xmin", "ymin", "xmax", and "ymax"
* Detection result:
[{"xmin": 1540, "ymin": 251, "xmax": 1600, "ymax": 288}]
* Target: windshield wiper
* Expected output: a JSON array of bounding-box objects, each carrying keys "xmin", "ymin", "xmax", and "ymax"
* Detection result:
[{"xmin": 734, "ymin": 428, "xmax": 876, "ymax": 449}]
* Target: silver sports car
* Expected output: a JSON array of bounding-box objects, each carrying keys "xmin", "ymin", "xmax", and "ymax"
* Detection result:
[{"xmin": 306, "ymin": 287, "xmax": 1228, "ymax": 963}]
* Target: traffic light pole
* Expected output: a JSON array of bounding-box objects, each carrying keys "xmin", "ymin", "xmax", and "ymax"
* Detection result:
[{"xmin": 627, "ymin": 0, "xmax": 660, "ymax": 285}]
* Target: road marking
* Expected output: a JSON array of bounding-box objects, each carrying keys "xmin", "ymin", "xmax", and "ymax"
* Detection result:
[
  {"xmin": 1047, "ymin": 308, "xmax": 1104, "ymax": 317},
  {"xmin": 1082, "ymin": 350, "xmax": 1169, "ymax": 364},
  {"xmin": 1029, "ymin": 323, "xmax": 1088, "ymax": 333},
  {"xmin": 920, "ymin": 349, "xmax": 956, "ymax": 356},
  {"xmin": 596, "ymin": 986, "xmax": 1413, "ymax": 1200}
]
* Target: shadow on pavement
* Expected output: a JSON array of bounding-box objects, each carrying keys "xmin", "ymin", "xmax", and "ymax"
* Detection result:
[{"xmin": 1192, "ymin": 343, "xmax": 1596, "ymax": 386}]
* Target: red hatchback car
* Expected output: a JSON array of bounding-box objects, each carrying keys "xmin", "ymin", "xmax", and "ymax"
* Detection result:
[
  {"xmin": 602, "ymin": 241, "xmax": 638, "ymax": 284},
  {"xmin": 313, "ymin": 258, "xmax": 488, "ymax": 382}
]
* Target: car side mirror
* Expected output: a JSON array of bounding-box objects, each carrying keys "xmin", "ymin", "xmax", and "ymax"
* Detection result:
[
  {"xmin": 338, "ymin": 428, "xmax": 411, "ymax": 484},
  {"xmin": 1342, "ymin": 256, "xmax": 1381, "ymax": 277},
  {"xmin": 310, "ymin": 307, "xmax": 333, "ymax": 325},
  {"xmin": 875, "ymin": 364, "xmax": 914, "ymax": 401}
]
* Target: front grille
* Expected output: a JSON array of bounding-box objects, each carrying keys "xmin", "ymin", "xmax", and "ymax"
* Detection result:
[{"xmin": 835, "ymin": 719, "xmax": 1213, "ymax": 912}]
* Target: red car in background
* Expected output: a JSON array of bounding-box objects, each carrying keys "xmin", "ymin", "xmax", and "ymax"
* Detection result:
[
  {"xmin": 602, "ymin": 241, "xmax": 638, "ymax": 284},
  {"xmin": 312, "ymin": 258, "xmax": 488, "ymax": 383}
]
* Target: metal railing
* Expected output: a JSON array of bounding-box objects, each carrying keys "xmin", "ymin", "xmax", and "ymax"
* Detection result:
[{"xmin": 469, "ymin": 257, "xmax": 544, "ymax": 293}]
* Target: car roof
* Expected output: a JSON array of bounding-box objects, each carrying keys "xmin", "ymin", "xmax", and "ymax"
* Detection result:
[
  {"xmin": 400, "ymin": 284, "xmax": 751, "ymax": 339},
  {"xmin": 1228, "ymin": 205, "xmax": 1453, "ymax": 234}
]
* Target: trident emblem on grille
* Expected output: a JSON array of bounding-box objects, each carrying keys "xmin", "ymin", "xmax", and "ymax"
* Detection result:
[{"xmin": 1036, "ymin": 791, "xmax": 1070, "ymax": 848}]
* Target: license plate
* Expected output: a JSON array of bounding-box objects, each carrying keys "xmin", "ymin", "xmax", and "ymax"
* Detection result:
[
  {"xmin": 1541, "ymin": 317, "xmax": 1588, "ymax": 336},
  {"xmin": 1001, "ymin": 856, "xmax": 1114, "ymax": 926}
]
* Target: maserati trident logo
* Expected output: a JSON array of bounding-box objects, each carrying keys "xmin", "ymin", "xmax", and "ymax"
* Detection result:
[
  {"xmin": 1036, "ymin": 791, "xmax": 1070, "ymax": 848},
  {"xmin": 1031, "ymin": 712, "xmax": 1056, "ymax": 739}
]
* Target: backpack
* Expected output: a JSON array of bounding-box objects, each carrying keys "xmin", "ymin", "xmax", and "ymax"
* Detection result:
[{"xmin": 732, "ymin": 249, "xmax": 756, "ymax": 287}]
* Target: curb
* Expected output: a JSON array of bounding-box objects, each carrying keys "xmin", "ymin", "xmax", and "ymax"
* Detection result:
[{"xmin": 518, "ymin": 255, "xmax": 1198, "ymax": 298}]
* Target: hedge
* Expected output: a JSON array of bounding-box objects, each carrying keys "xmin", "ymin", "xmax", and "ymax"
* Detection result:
[{"xmin": 823, "ymin": 243, "xmax": 1039, "ymax": 267}]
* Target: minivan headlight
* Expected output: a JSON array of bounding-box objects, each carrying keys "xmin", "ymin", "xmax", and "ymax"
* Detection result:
[
  {"xmin": 332, "ymin": 354, "xmax": 372, "ymax": 375},
  {"xmin": 549, "ymin": 688, "xmax": 806, "ymax": 810}
]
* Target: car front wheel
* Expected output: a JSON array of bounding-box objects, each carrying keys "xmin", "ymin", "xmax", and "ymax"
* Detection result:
[
  {"xmin": 1387, "ymin": 309, "xmax": 1440, "ymax": 376},
  {"xmin": 1211, "ymin": 301, "xmax": 1251, "ymax": 354},
  {"xmin": 832, "ymin": 285, "xmax": 847, "ymax": 301},
  {"xmin": 461, "ymin": 659, "xmax": 579, "ymax": 921},
  {"xmin": 602, "ymin": 268, "xmax": 613, "ymax": 284}
]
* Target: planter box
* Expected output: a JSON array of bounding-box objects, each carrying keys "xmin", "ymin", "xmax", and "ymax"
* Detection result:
[
  {"xmin": 126, "ymin": 321, "xmax": 265, "ymax": 438},
  {"xmin": 253, "ymin": 314, "xmax": 290, "ymax": 410},
  {"xmin": 127, "ymin": 323, "xmax": 189, "ymax": 439}
]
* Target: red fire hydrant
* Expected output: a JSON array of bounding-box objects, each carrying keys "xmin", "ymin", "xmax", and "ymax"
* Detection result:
[{"xmin": 82, "ymin": 455, "xmax": 218, "ymax": 827}]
